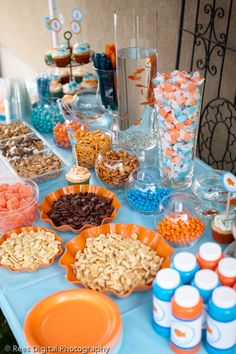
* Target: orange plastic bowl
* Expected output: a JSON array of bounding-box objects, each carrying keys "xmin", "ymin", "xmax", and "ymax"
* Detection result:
[
  {"xmin": 0, "ymin": 226, "xmax": 63, "ymax": 272},
  {"xmin": 59, "ymin": 223, "xmax": 174, "ymax": 298},
  {"xmin": 39, "ymin": 184, "xmax": 121, "ymax": 233}
]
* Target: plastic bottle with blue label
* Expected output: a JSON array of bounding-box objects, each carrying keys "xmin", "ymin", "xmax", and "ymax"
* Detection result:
[
  {"xmin": 152, "ymin": 268, "xmax": 181, "ymax": 337},
  {"xmin": 192, "ymin": 269, "xmax": 219, "ymax": 336},
  {"xmin": 205, "ymin": 286, "xmax": 236, "ymax": 354},
  {"xmin": 172, "ymin": 252, "xmax": 199, "ymax": 284},
  {"xmin": 171, "ymin": 285, "xmax": 203, "ymax": 353}
]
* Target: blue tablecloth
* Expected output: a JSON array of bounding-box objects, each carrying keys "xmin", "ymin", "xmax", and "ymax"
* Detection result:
[{"xmin": 0, "ymin": 131, "xmax": 219, "ymax": 354}]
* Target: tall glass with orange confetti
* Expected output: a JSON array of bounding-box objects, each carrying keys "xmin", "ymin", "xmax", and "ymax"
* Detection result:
[
  {"xmin": 154, "ymin": 71, "xmax": 204, "ymax": 189},
  {"xmin": 114, "ymin": 8, "xmax": 158, "ymax": 155}
]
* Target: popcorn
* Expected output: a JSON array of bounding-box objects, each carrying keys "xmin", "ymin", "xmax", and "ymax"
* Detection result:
[{"xmin": 72, "ymin": 233, "xmax": 163, "ymax": 295}]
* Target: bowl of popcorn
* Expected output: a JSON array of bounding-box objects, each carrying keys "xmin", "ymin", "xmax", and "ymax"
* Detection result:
[
  {"xmin": 0, "ymin": 226, "xmax": 63, "ymax": 272},
  {"xmin": 59, "ymin": 223, "xmax": 173, "ymax": 297},
  {"xmin": 156, "ymin": 192, "xmax": 206, "ymax": 248},
  {"xmin": 0, "ymin": 178, "xmax": 39, "ymax": 235}
]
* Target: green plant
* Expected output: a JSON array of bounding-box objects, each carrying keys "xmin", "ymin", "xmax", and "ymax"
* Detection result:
[{"xmin": 0, "ymin": 309, "xmax": 17, "ymax": 354}]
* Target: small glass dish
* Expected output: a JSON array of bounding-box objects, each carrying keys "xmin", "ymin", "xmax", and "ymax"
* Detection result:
[
  {"xmin": 125, "ymin": 166, "xmax": 172, "ymax": 215},
  {"xmin": 0, "ymin": 177, "xmax": 39, "ymax": 235},
  {"xmin": 95, "ymin": 144, "xmax": 139, "ymax": 190},
  {"xmin": 192, "ymin": 172, "xmax": 236, "ymax": 218},
  {"xmin": 156, "ymin": 192, "xmax": 206, "ymax": 248}
]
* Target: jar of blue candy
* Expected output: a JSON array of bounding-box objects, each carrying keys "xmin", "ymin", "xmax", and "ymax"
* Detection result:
[
  {"xmin": 125, "ymin": 166, "xmax": 172, "ymax": 215},
  {"xmin": 32, "ymin": 97, "xmax": 64, "ymax": 133}
]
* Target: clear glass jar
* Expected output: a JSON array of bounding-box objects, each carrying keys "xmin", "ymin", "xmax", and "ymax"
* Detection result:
[
  {"xmin": 72, "ymin": 90, "xmax": 115, "ymax": 132},
  {"xmin": 192, "ymin": 171, "xmax": 236, "ymax": 218},
  {"xmin": 114, "ymin": 7, "xmax": 158, "ymax": 159},
  {"xmin": 32, "ymin": 97, "xmax": 63, "ymax": 133},
  {"xmin": 94, "ymin": 67, "xmax": 118, "ymax": 111},
  {"xmin": 75, "ymin": 130, "xmax": 112, "ymax": 168},
  {"xmin": 125, "ymin": 166, "xmax": 172, "ymax": 215},
  {"xmin": 156, "ymin": 192, "xmax": 206, "ymax": 248},
  {"xmin": 95, "ymin": 144, "xmax": 139, "ymax": 189},
  {"xmin": 153, "ymin": 71, "xmax": 204, "ymax": 189}
]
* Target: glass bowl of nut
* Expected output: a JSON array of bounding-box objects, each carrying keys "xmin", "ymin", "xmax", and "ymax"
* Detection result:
[{"xmin": 95, "ymin": 143, "xmax": 140, "ymax": 190}]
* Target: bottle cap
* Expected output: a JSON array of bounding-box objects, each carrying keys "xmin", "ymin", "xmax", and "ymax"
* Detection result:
[
  {"xmin": 218, "ymin": 257, "xmax": 236, "ymax": 278},
  {"xmin": 174, "ymin": 285, "xmax": 200, "ymax": 308},
  {"xmin": 194, "ymin": 269, "xmax": 218, "ymax": 290},
  {"xmin": 212, "ymin": 286, "xmax": 236, "ymax": 309},
  {"xmin": 155, "ymin": 268, "xmax": 180, "ymax": 289},
  {"xmin": 173, "ymin": 252, "xmax": 197, "ymax": 272},
  {"xmin": 199, "ymin": 242, "xmax": 222, "ymax": 261}
]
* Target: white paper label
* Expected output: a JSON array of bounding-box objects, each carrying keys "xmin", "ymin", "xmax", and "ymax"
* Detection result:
[
  {"xmin": 70, "ymin": 21, "xmax": 81, "ymax": 34},
  {"xmin": 50, "ymin": 18, "xmax": 62, "ymax": 32},
  {"xmin": 202, "ymin": 303, "xmax": 207, "ymax": 329},
  {"xmin": 153, "ymin": 296, "xmax": 172, "ymax": 328},
  {"xmin": 206, "ymin": 316, "xmax": 236, "ymax": 349},
  {"xmin": 171, "ymin": 316, "xmax": 202, "ymax": 349},
  {"xmin": 72, "ymin": 9, "xmax": 83, "ymax": 22}
]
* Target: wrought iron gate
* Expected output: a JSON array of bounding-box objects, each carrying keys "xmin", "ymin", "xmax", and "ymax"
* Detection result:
[{"xmin": 176, "ymin": 0, "xmax": 236, "ymax": 173}]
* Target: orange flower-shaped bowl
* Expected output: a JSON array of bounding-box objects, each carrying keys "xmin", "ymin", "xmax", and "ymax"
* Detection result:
[
  {"xmin": 39, "ymin": 185, "xmax": 121, "ymax": 233},
  {"xmin": 0, "ymin": 226, "xmax": 63, "ymax": 272},
  {"xmin": 59, "ymin": 223, "xmax": 174, "ymax": 298}
]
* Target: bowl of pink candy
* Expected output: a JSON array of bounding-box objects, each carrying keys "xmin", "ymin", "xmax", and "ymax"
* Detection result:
[{"xmin": 0, "ymin": 178, "xmax": 39, "ymax": 235}]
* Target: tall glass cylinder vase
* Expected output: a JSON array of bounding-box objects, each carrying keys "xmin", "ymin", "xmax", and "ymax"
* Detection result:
[
  {"xmin": 153, "ymin": 71, "xmax": 204, "ymax": 189},
  {"xmin": 114, "ymin": 7, "xmax": 158, "ymax": 156}
]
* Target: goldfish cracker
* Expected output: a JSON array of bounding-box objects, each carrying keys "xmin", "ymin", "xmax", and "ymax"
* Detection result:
[{"xmin": 171, "ymin": 285, "xmax": 203, "ymax": 353}]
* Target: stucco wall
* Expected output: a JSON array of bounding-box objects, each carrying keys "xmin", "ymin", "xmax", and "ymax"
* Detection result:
[{"xmin": 0, "ymin": 0, "xmax": 180, "ymax": 77}]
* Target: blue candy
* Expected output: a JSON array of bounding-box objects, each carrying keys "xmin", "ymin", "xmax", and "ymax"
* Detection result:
[
  {"xmin": 32, "ymin": 102, "xmax": 63, "ymax": 133},
  {"xmin": 127, "ymin": 187, "xmax": 171, "ymax": 214}
]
